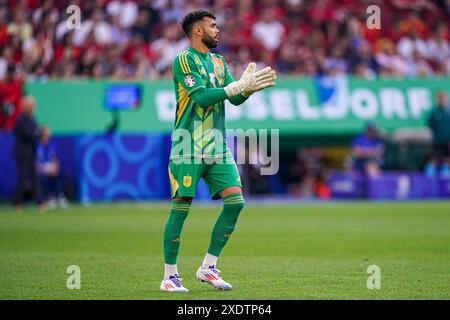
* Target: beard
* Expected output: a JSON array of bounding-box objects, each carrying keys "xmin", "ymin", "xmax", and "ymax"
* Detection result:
[{"xmin": 201, "ymin": 32, "xmax": 218, "ymax": 48}]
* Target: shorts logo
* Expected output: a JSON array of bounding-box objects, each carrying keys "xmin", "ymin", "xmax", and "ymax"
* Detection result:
[
  {"xmin": 184, "ymin": 75, "xmax": 196, "ymax": 87},
  {"xmin": 183, "ymin": 175, "xmax": 192, "ymax": 187}
]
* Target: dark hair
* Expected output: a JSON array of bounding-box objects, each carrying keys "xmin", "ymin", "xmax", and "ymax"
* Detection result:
[{"xmin": 181, "ymin": 10, "xmax": 216, "ymax": 36}]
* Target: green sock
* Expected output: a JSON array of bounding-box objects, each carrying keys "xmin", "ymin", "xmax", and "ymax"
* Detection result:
[
  {"xmin": 163, "ymin": 200, "xmax": 191, "ymax": 265},
  {"xmin": 207, "ymin": 194, "xmax": 245, "ymax": 257}
]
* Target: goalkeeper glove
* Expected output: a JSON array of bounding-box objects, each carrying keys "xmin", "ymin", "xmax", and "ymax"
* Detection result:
[
  {"xmin": 223, "ymin": 62, "xmax": 277, "ymax": 97},
  {"xmin": 242, "ymin": 64, "xmax": 277, "ymax": 97}
]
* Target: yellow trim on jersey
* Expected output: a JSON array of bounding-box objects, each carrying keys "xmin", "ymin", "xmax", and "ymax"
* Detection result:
[
  {"xmin": 178, "ymin": 51, "xmax": 187, "ymax": 74},
  {"xmin": 176, "ymin": 82, "xmax": 189, "ymax": 126},
  {"xmin": 168, "ymin": 166, "xmax": 179, "ymax": 198},
  {"xmin": 178, "ymin": 53, "xmax": 185, "ymax": 73},
  {"xmin": 195, "ymin": 105, "xmax": 204, "ymax": 119},
  {"xmin": 184, "ymin": 52, "xmax": 191, "ymax": 73},
  {"xmin": 179, "ymin": 51, "xmax": 191, "ymax": 74}
]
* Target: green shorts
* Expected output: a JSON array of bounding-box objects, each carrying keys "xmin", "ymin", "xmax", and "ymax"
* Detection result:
[{"xmin": 168, "ymin": 156, "xmax": 242, "ymax": 200}]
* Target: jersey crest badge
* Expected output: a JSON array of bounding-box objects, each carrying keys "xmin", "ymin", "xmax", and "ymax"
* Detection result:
[
  {"xmin": 184, "ymin": 75, "xmax": 196, "ymax": 87},
  {"xmin": 183, "ymin": 175, "xmax": 192, "ymax": 188}
]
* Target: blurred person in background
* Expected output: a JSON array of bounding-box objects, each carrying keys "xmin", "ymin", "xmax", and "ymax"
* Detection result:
[
  {"xmin": 323, "ymin": 45, "xmax": 349, "ymax": 76},
  {"xmin": 106, "ymin": 0, "xmax": 139, "ymax": 29},
  {"xmin": 239, "ymin": 144, "xmax": 271, "ymax": 196},
  {"xmin": 375, "ymin": 38, "xmax": 408, "ymax": 77},
  {"xmin": 286, "ymin": 147, "xmax": 328, "ymax": 199},
  {"xmin": 0, "ymin": 46, "xmax": 13, "ymax": 80},
  {"xmin": 427, "ymin": 24, "xmax": 450, "ymax": 69},
  {"xmin": 0, "ymin": 0, "xmax": 447, "ymax": 79},
  {"xmin": 251, "ymin": 7, "xmax": 285, "ymax": 53},
  {"xmin": 426, "ymin": 91, "xmax": 450, "ymax": 176},
  {"xmin": 285, "ymin": 149, "xmax": 309, "ymax": 197},
  {"xmin": 405, "ymin": 50, "xmax": 433, "ymax": 77},
  {"xmin": 7, "ymin": 10, "xmax": 33, "ymax": 42},
  {"xmin": 151, "ymin": 22, "xmax": 189, "ymax": 75},
  {"xmin": 314, "ymin": 169, "xmax": 331, "ymax": 200},
  {"xmin": 397, "ymin": 29, "xmax": 428, "ymax": 61},
  {"xmin": 440, "ymin": 158, "xmax": 450, "ymax": 177},
  {"xmin": 0, "ymin": 64, "xmax": 23, "ymax": 130},
  {"xmin": 349, "ymin": 41, "xmax": 379, "ymax": 79},
  {"xmin": 12, "ymin": 96, "xmax": 41, "ymax": 211},
  {"xmin": 36, "ymin": 125, "xmax": 68, "ymax": 209},
  {"xmin": 351, "ymin": 123, "xmax": 384, "ymax": 177}
]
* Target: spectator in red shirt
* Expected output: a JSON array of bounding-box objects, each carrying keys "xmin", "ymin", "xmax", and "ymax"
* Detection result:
[{"xmin": 0, "ymin": 64, "xmax": 24, "ymax": 130}]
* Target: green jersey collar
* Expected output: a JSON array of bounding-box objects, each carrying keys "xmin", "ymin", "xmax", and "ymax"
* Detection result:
[{"xmin": 189, "ymin": 47, "xmax": 209, "ymax": 59}]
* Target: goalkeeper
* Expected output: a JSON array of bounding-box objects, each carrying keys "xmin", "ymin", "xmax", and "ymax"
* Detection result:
[{"xmin": 160, "ymin": 9, "xmax": 277, "ymax": 292}]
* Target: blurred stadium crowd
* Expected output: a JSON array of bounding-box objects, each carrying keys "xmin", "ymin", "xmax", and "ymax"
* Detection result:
[
  {"xmin": 0, "ymin": 0, "xmax": 449, "ymax": 84},
  {"xmin": 0, "ymin": 0, "xmax": 450, "ymax": 204}
]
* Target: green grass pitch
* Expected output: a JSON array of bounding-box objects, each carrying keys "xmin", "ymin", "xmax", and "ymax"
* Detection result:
[{"xmin": 0, "ymin": 201, "xmax": 449, "ymax": 300}]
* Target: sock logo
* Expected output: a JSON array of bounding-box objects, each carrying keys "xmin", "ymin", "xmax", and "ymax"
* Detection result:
[{"xmin": 172, "ymin": 237, "xmax": 181, "ymax": 242}]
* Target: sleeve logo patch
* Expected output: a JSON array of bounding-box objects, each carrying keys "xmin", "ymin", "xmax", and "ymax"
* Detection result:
[{"xmin": 184, "ymin": 75, "xmax": 196, "ymax": 87}]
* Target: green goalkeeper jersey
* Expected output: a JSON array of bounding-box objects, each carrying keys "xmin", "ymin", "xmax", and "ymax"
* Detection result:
[{"xmin": 170, "ymin": 47, "xmax": 235, "ymax": 161}]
